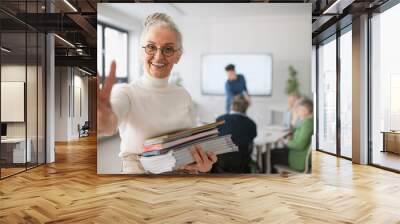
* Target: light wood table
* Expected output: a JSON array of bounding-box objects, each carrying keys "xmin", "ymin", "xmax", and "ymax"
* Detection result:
[{"xmin": 382, "ymin": 131, "xmax": 400, "ymax": 154}]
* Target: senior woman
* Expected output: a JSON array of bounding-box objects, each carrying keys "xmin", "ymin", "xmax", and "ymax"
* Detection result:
[{"xmin": 98, "ymin": 13, "xmax": 217, "ymax": 174}]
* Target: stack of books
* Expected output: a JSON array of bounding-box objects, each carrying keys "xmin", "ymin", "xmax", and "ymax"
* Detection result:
[{"xmin": 139, "ymin": 121, "xmax": 238, "ymax": 174}]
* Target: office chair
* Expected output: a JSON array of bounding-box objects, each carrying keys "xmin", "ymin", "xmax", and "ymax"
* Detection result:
[
  {"xmin": 79, "ymin": 121, "xmax": 90, "ymax": 138},
  {"xmin": 273, "ymin": 145, "xmax": 312, "ymax": 175}
]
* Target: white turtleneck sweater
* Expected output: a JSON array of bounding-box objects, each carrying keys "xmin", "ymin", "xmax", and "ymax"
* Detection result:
[{"xmin": 110, "ymin": 73, "xmax": 196, "ymax": 173}]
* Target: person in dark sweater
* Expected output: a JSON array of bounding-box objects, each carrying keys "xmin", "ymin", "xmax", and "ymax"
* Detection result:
[
  {"xmin": 212, "ymin": 95, "xmax": 257, "ymax": 173},
  {"xmin": 224, "ymin": 64, "xmax": 251, "ymax": 114}
]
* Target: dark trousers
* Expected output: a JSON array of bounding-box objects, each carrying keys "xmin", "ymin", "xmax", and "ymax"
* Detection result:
[
  {"xmin": 211, "ymin": 152, "xmax": 251, "ymax": 173},
  {"xmin": 262, "ymin": 147, "xmax": 289, "ymax": 173}
]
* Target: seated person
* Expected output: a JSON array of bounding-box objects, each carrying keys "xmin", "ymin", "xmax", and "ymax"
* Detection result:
[
  {"xmin": 269, "ymin": 98, "xmax": 313, "ymax": 173},
  {"xmin": 282, "ymin": 92, "xmax": 302, "ymax": 130},
  {"xmin": 212, "ymin": 95, "xmax": 257, "ymax": 173}
]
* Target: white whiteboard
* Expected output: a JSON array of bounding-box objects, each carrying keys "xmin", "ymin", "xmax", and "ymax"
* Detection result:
[
  {"xmin": 1, "ymin": 82, "xmax": 25, "ymax": 122},
  {"xmin": 201, "ymin": 54, "xmax": 272, "ymax": 95}
]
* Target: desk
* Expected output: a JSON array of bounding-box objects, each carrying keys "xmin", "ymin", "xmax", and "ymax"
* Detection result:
[
  {"xmin": 1, "ymin": 138, "xmax": 32, "ymax": 164},
  {"xmin": 254, "ymin": 126, "xmax": 289, "ymax": 173},
  {"xmin": 382, "ymin": 131, "xmax": 400, "ymax": 154}
]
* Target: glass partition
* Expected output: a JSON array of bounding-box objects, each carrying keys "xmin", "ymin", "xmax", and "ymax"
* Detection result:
[
  {"xmin": 339, "ymin": 29, "xmax": 352, "ymax": 158},
  {"xmin": 27, "ymin": 31, "xmax": 38, "ymax": 169},
  {"xmin": 1, "ymin": 31, "xmax": 28, "ymax": 177},
  {"xmin": 317, "ymin": 36, "xmax": 337, "ymax": 155},
  {"xmin": 371, "ymin": 3, "xmax": 400, "ymax": 171},
  {"xmin": 0, "ymin": 1, "xmax": 46, "ymax": 179}
]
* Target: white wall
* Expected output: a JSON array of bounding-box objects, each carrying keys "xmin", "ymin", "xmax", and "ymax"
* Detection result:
[
  {"xmin": 73, "ymin": 74, "xmax": 89, "ymax": 137},
  {"xmin": 54, "ymin": 67, "xmax": 89, "ymax": 141},
  {"xmin": 55, "ymin": 67, "xmax": 68, "ymax": 141},
  {"xmin": 174, "ymin": 8, "xmax": 312, "ymax": 126}
]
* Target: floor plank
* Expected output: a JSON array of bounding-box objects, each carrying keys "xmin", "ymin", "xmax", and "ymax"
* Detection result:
[{"xmin": 0, "ymin": 135, "xmax": 400, "ymax": 223}]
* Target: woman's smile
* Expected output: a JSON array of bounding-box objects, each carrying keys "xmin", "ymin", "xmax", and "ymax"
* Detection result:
[{"xmin": 151, "ymin": 61, "xmax": 167, "ymax": 68}]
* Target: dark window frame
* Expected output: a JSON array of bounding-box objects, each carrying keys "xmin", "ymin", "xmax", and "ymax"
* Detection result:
[
  {"xmin": 315, "ymin": 23, "xmax": 353, "ymax": 161},
  {"xmin": 316, "ymin": 0, "xmax": 400, "ymax": 172},
  {"xmin": 368, "ymin": 0, "xmax": 400, "ymax": 173}
]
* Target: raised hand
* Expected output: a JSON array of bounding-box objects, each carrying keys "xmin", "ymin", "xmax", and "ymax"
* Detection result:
[{"xmin": 97, "ymin": 61, "xmax": 118, "ymax": 136}]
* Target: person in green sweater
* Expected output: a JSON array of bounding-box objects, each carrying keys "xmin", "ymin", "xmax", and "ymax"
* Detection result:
[{"xmin": 270, "ymin": 98, "xmax": 314, "ymax": 173}]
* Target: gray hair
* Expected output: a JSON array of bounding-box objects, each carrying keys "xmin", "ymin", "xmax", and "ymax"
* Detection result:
[
  {"xmin": 297, "ymin": 98, "xmax": 313, "ymax": 113},
  {"xmin": 140, "ymin": 12, "xmax": 183, "ymax": 50},
  {"xmin": 232, "ymin": 95, "xmax": 249, "ymax": 114}
]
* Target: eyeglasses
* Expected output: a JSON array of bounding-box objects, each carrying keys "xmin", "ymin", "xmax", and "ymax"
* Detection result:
[{"xmin": 142, "ymin": 44, "xmax": 180, "ymax": 57}]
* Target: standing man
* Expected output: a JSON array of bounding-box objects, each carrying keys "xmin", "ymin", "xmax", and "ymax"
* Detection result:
[{"xmin": 224, "ymin": 64, "xmax": 251, "ymax": 113}]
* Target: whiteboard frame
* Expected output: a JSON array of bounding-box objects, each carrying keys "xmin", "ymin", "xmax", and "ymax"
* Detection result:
[
  {"xmin": 200, "ymin": 53, "xmax": 273, "ymax": 97},
  {"xmin": 1, "ymin": 81, "xmax": 26, "ymax": 122}
]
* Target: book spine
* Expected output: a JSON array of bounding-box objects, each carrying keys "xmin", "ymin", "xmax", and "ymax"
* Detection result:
[
  {"xmin": 183, "ymin": 136, "xmax": 232, "ymax": 150},
  {"xmin": 142, "ymin": 139, "xmax": 230, "ymax": 157},
  {"xmin": 143, "ymin": 121, "xmax": 224, "ymax": 145},
  {"xmin": 142, "ymin": 144, "xmax": 162, "ymax": 152},
  {"xmin": 142, "ymin": 135, "xmax": 235, "ymax": 157},
  {"xmin": 173, "ymin": 138, "xmax": 238, "ymax": 167},
  {"xmin": 143, "ymin": 129, "xmax": 219, "ymax": 151}
]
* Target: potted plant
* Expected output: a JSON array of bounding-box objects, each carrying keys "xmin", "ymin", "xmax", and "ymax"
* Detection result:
[{"xmin": 285, "ymin": 65, "xmax": 300, "ymax": 95}]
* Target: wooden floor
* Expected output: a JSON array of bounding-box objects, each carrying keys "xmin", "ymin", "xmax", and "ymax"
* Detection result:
[
  {"xmin": 1, "ymin": 135, "xmax": 400, "ymax": 223},
  {"xmin": 1, "ymin": 163, "xmax": 45, "ymax": 178},
  {"xmin": 1, "ymin": 167, "xmax": 26, "ymax": 178}
]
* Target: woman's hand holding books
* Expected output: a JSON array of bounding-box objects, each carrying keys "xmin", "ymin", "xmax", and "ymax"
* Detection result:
[{"xmin": 179, "ymin": 145, "xmax": 217, "ymax": 173}]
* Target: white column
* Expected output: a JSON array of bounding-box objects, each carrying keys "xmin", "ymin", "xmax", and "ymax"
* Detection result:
[{"xmin": 46, "ymin": 33, "xmax": 55, "ymax": 163}]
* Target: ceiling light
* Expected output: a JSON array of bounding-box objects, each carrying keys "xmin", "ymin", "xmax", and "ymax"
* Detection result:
[
  {"xmin": 78, "ymin": 67, "xmax": 93, "ymax": 76},
  {"xmin": 322, "ymin": 0, "xmax": 355, "ymax": 15},
  {"xmin": 54, "ymin": 34, "xmax": 75, "ymax": 48},
  {"xmin": 323, "ymin": 0, "xmax": 343, "ymax": 14},
  {"xmin": 1, "ymin": 47, "xmax": 11, "ymax": 53},
  {"xmin": 63, "ymin": 0, "xmax": 78, "ymax": 12}
]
